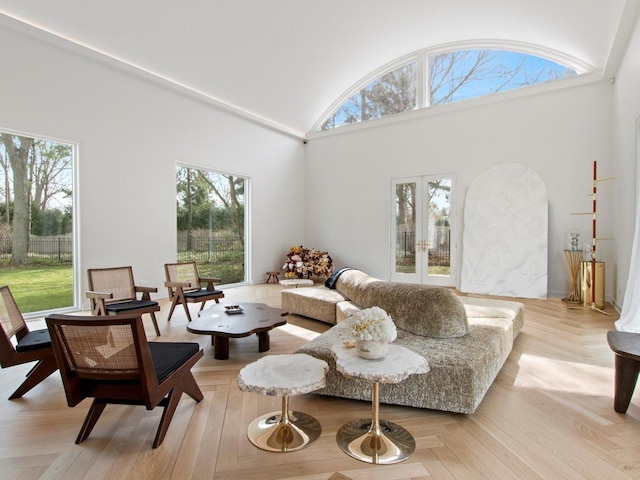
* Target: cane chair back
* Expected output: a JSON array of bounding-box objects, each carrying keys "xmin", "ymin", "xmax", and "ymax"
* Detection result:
[
  {"xmin": 46, "ymin": 313, "xmax": 204, "ymax": 448},
  {"xmin": 164, "ymin": 261, "xmax": 224, "ymax": 322},
  {"xmin": 86, "ymin": 266, "xmax": 161, "ymax": 336},
  {"xmin": 88, "ymin": 267, "xmax": 137, "ymax": 304},
  {"xmin": 0, "ymin": 285, "xmax": 58, "ymax": 399}
]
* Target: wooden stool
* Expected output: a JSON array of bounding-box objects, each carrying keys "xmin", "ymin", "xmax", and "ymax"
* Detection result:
[
  {"xmin": 607, "ymin": 330, "xmax": 640, "ymax": 413},
  {"xmin": 266, "ymin": 271, "xmax": 279, "ymax": 283}
]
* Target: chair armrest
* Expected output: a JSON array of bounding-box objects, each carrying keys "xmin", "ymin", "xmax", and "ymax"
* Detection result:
[
  {"xmin": 86, "ymin": 291, "xmax": 113, "ymax": 300},
  {"xmin": 199, "ymin": 277, "xmax": 222, "ymax": 283},
  {"xmin": 199, "ymin": 277, "xmax": 222, "ymax": 289},
  {"xmin": 164, "ymin": 281, "xmax": 193, "ymax": 288},
  {"xmin": 135, "ymin": 285, "xmax": 158, "ymax": 301},
  {"xmin": 199, "ymin": 277, "xmax": 222, "ymax": 290},
  {"xmin": 86, "ymin": 291, "xmax": 112, "ymax": 315},
  {"xmin": 135, "ymin": 286, "xmax": 158, "ymax": 294}
]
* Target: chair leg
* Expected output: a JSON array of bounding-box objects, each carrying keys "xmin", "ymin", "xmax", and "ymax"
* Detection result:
[
  {"xmin": 167, "ymin": 296, "xmax": 179, "ymax": 322},
  {"xmin": 149, "ymin": 312, "xmax": 161, "ymax": 337},
  {"xmin": 8, "ymin": 355, "xmax": 58, "ymax": 400},
  {"xmin": 182, "ymin": 302, "xmax": 193, "ymax": 322},
  {"xmin": 153, "ymin": 389, "xmax": 182, "ymax": 448},
  {"xmin": 76, "ymin": 399, "xmax": 108, "ymax": 444},
  {"xmin": 613, "ymin": 353, "xmax": 640, "ymax": 413},
  {"xmin": 199, "ymin": 301, "xmax": 207, "ymax": 311},
  {"xmin": 182, "ymin": 371, "xmax": 204, "ymax": 402}
]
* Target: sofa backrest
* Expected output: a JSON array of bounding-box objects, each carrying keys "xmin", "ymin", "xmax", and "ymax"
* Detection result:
[{"xmin": 335, "ymin": 269, "xmax": 468, "ymax": 338}]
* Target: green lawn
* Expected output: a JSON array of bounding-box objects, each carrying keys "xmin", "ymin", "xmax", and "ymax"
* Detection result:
[
  {"xmin": 1, "ymin": 250, "xmax": 244, "ymax": 314},
  {"xmin": 0, "ymin": 265, "xmax": 73, "ymax": 314}
]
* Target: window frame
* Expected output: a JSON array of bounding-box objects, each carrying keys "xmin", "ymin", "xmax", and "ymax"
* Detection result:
[
  {"xmin": 0, "ymin": 126, "xmax": 80, "ymax": 318},
  {"xmin": 312, "ymin": 41, "xmax": 592, "ymax": 133},
  {"xmin": 175, "ymin": 163, "xmax": 251, "ymax": 287}
]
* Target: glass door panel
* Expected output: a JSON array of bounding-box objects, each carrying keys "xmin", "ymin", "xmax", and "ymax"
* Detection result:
[
  {"xmin": 391, "ymin": 178, "xmax": 422, "ymax": 283},
  {"xmin": 424, "ymin": 176, "xmax": 454, "ymax": 286},
  {"xmin": 391, "ymin": 175, "xmax": 456, "ymax": 286}
]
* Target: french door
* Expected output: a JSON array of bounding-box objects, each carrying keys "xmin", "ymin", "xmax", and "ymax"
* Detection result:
[{"xmin": 391, "ymin": 174, "xmax": 456, "ymax": 286}]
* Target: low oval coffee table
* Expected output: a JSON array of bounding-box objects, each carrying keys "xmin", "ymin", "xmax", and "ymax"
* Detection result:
[{"xmin": 187, "ymin": 303, "xmax": 288, "ymax": 360}]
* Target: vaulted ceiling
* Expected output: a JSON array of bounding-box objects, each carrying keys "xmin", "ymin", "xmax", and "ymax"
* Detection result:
[{"xmin": 0, "ymin": 0, "xmax": 636, "ymax": 137}]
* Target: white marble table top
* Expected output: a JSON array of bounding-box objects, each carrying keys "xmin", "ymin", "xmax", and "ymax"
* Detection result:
[
  {"xmin": 237, "ymin": 354, "xmax": 329, "ymax": 397},
  {"xmin": 331, "ymin": 343, "xmax": 429, "ymax": 383}
]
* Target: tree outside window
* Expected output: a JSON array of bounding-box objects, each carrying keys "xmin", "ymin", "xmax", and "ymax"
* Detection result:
[
  {"xmin": 320, "ymin": 48, "xmax": 578, "ymax": 130},
  {"xmin": 0, "ymin": 132, "xmax": 74, "ymax": 313},
  {"xmin": 176, "ymin": 166, "xmax": 246, "ymax": 284}
]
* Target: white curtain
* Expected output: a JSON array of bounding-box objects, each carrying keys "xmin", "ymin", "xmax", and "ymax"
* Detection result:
[
  {"xmin": 616, "ymin": 122, "xmax": 640, "ymax": 332},
  {"xmin": 616, "ymin": 201, "xmax": 640, "ymax": 331}
]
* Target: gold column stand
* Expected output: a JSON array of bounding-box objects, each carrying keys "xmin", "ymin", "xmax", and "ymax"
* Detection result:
[
  {"xmin": 336, "ymin": 382, "xmax": 415, "ymax": 464},
  {"xmin": 562, "ymin": 249, "xmax": 583, "ymax": 303},
  {"xmin": 246, "ymin": 395, "xmax": 322, "ymax": 452}
]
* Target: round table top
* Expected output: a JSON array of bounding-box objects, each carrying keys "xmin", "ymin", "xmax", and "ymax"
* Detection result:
[
  {"xmin": 237, "ymin": 354, "xmax": 329, "ymax": 397},
  {"xmin": 331, "ymin": 343, "xmax": 429, "ymax": 383}
]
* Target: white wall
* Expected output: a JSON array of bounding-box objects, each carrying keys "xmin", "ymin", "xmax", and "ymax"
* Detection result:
[
  {"xmin": 305, "ymin": 80, "xmax": 614, "ymax": 299},
  {"xmin": 0, "ymin": 22, "xmax": 306, "ymax": 306},
  {"xmin": 612, "ymin": 13, "xmax": 640, "ymax": 310},
  {"xmin": 2, "ymin": 15, "xmax": 631, "ymax": 307}
]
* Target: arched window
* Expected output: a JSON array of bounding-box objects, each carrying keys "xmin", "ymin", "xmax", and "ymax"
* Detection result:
[
  {"xmin": 321, "ymin": 61, "xmax": 416, "ymax": 130},
  {"xmin": 429, "ymin": 49, "xmax": 576, "ymax": 105},
  {"xmin": 317, "ymin": 46, "xmax": 582, "ymax": 131}
]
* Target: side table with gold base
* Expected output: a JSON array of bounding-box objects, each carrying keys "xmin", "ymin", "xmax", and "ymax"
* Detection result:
[
  {"xmin": 336, "ymin": 381, "xmax": 416, "ymax": 464},
  {"xmin": 237, "ymin": 354, "xmax": 329, "ymax": 452},
  {"xmin": 332, "ymin": 343, "xmax": 429, "ymax": 464}
]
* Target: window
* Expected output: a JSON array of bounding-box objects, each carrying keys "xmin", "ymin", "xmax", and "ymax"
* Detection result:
[
  {"xmin": 0, "ymin": 131, "xmax": 75, "ymax": 314},
  {"xmin": 176, "ymin": 166, "xmax": 247, "ymax": 284},
  {"xmin": 317, "ymin": 44, "xmax": 582, "ymax": 131},
  {"xmin": 429, "ymin": 49, "xmax": 576, "ymax": 105},
  {"xmin": 321, "ymin": 61, "xmax": 416, "ymax": 130}
]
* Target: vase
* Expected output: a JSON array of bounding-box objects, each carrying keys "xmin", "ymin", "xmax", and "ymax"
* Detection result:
[{"xmin": 355, "ymin": 340, "xmax": 389, "ymax": 360}]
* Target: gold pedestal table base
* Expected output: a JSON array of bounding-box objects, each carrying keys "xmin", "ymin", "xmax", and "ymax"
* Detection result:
[
  {"xmin": 247, "ymin": 396, "xmax": 321, "ymax": 452},
  {"xmin": 237, "ymin": 354, "xmax": 329, "ymax": 453},
  {"xmin": 331, "ymin": 343, "xmax": 430, "ymax": 465},
  {"xmin": 336, "ymin": 382, "xmax": 415, "ymax": 464}
]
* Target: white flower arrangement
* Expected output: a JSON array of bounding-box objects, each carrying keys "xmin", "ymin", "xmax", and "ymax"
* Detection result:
[{"xmin": 351, "ymin": 306, "xmax": 397, "ymax": 343}]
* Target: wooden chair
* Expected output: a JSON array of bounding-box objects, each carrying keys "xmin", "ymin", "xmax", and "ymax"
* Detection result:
[
  {"xmin": 45, "ymin": 313, "xmax": 204, "ymax": 448},
  {"xmin": 0, "ymin": 285, "xmax": 58, "ymax": 399},
  {"xmin": 87, "ymin": 266, "xmax": 161, "ymax": 336},
  {"xmin": 164, "ymin": 262, "xmax": 224, "ymax": 322}
]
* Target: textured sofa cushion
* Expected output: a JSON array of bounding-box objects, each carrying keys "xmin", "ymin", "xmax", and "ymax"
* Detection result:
[
  {"xmin": 281, "ymin": 287, "xmax": 346, "ymax": 325},
  {"xmin": 335, "ymin": 270, "xmax": 468, "ymax": 338},
  {"xmin": 294, "ymin": 312, "xmax": 515, "ymax": 414}
]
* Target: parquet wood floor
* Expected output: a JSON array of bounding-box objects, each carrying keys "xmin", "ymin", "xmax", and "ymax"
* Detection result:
[{"xmin": 0, "ymin": 284, "xmax": 638, "ymax": 479}]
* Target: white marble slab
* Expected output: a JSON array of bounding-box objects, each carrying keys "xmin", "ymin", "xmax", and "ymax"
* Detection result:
[
  {"xmin": 331, "ymin": 343, "xmax": 429, "ymax": 384},
  {"xmin": 237, "ymin": 354, "xmax": 328, "ymax": 397},
  {"xmin": 460, "ymin": 162, "xmax": 548, "ymax": 299}
]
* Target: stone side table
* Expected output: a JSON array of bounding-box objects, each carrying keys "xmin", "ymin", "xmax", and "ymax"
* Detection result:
[
  {"xmin": 237, "ymin": 354, "xmax": 329, "ymax": 452},
  {"xmin": 331, "ymin": 343, "xmax": 429, "ymax": 464}
]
